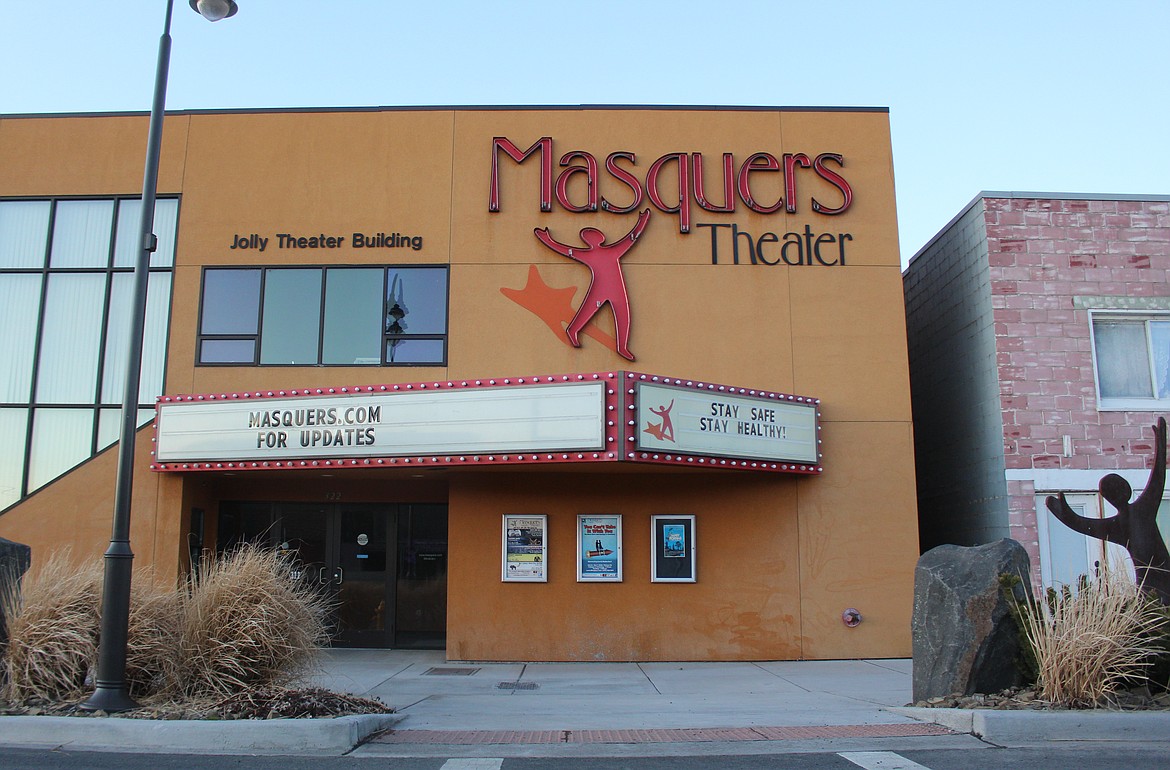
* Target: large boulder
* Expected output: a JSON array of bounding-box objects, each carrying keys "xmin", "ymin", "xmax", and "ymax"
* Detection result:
[
  {"xmin": 0, "ymin": 537, "xmax": 32, "ymax": 649},
  {"xmin": 912, "ymin": 539, "xmax": 1032, "ymax": 702}
]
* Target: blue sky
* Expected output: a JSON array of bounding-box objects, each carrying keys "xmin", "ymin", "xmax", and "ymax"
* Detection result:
[{"xmin": 3, "ymin": 0, "xmax": 1167, "ymax": 264}]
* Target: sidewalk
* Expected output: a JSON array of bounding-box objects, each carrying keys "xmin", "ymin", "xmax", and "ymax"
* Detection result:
[
  {"xmin": 322, "ymin": 650, "xmax": 970, "ymax": 758},
  {"xmin": 2, "ymin": 649, "xmax": 1170, "ymax": 757},
  {"xmin": 312, "ymin": 649, "xmax": 923, "ymax": 732},
  {"xmin": 316, "ymin": 650, "xmax": 1170, "ymax": 758}
]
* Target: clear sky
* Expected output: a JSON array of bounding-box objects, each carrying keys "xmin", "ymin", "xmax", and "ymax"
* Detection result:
[{"xmin": 3, "ymin": 0, "xmax": 1167, "ymax": 265}]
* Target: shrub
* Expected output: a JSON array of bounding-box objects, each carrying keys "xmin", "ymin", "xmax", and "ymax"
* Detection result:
[
  {"xmin": 176, "ymin": 544, "xmax": 330, "ymax": 699},
  {"xmin": 2, "ymin": 545, "xmax": 330, "ymax": 704},
  {"xmin": 0, "ymin": 552, "xmax": 100, "ymax": 702},
  {"xmin": 999, "ymin": 573, "xmax": 1039, "ymax": 686},
  {"xmin": 125, "ymin": 578, "xmax": 183, "ymax": 699},
  {"xmin": 1015, "ymin": 567, "xmax": 1167, "ymax": 707}
]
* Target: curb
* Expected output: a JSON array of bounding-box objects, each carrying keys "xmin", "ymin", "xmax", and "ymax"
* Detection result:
[
  {"xmin": 890, "ymin": 706, "xmax": 1170, "ymax": 745},
  {"xmin": 0, "ymin": 712, "xmax": 403, "ymax": 755},
  {"xmin": 372, "ymin": 723, "xmax": 956, "ymax": 746}
]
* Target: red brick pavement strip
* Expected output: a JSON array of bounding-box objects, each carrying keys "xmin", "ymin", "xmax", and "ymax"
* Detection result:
[{"xmin": 373, "ymin": 723, "xmax": 955, "ymax": 745}]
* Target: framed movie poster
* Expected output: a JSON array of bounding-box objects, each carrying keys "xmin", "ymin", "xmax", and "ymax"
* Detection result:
[
  {"xmin": 502, "ymin": 514, "xmax": 547, "ymax": 582},
  {"xmin": 577, "ymin": 514, "xmax": 622, "ymax": 582},
  {"xmin": 651, "ymin": 515, "xmax": 696, "ymax": 582}
]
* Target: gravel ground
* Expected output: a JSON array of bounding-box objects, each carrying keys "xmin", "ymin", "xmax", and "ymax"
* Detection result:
[{"xmin": 913, "ymin": 685, "xmax": 1170, "ymax": 711}]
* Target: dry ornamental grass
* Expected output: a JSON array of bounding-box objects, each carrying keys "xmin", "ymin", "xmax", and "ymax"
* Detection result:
[
  {"xmin": 1, "ymin": 552, "xmax": 100, "ymax": 702},
  {"xmin": 2, "ymin": 545, "xmax": 333, "ymax": 709},
  {"xmin": 178, "ymin": 545, "xmax": 331, "ymax": 699},
  {"xmin": 1017, "ymin": 567, "xmax": 1167, "ymax": 708}
]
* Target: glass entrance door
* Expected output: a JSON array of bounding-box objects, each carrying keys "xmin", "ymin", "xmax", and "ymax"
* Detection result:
[
  {"xmin": 218, "ymin": 501, "xmax": 446, "ymax": 649},
  {"xmin": 333, "ymin": 505, "xmax": 390, "ymax": 647},
  {"xmin": 395, "ymin": 504, "xmax": 448, "ymax": 649},
  {"xmin": 271, "ymin": 503, "xmax": 387, "ymax": 647}
]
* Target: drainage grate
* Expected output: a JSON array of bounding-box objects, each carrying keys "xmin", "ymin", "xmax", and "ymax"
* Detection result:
[
  {"xmin": 497, "ymin": 681, "xmax": 539, "ymax": 690},
  {"xmin": 422, "ymin": 666, "xmax": 481, "ymax": 676}
]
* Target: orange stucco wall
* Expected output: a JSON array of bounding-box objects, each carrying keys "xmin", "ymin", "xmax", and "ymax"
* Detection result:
[
  {"xmin": 0, "ymin": 106, "xmax": 917, "ymax": 659},
  {"xmin": 0, "ymin": 430, "xmax": 182, "ymax": 586},
  {"xmin": 446, "ymin": 464, "xmax": 915, "ymax": 662}
]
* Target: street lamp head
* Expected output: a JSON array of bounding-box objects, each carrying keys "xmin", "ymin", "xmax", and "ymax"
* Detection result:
[{"xmin": 189, "ymin": 0, "xmax": 238, "ymax": 21}]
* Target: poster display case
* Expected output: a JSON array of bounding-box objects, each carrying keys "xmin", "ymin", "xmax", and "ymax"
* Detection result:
[
  {"xmin": 577, "ymin": 514, "xmax": 622, "ymax": 581},
  {"xmin": 651, "ymin": 515, "xmax": 696, "ymax": 582},
  {"xmin": 502, "ymin": 514, "xmax": 547, "ymax": 582}
]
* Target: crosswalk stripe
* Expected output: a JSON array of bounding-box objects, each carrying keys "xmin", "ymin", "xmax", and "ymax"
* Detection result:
[
  {"xmin": 439, "ymin": 760, "xmax": 505, "ymax": 770},
  {"xmin": 838, "ymin": 751, "xmax": 932, "ymax": 770}
]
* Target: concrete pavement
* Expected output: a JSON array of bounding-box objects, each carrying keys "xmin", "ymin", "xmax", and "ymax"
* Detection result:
[
  {"xmin": 1, "ymin": 649, "xmax": 1168, "ymax": 756},
  {"xmin": 311, "ymin": 649, "xmax": 919, "ymax": 731}
]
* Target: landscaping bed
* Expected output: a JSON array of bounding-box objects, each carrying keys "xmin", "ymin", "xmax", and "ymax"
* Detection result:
[{"xmin": 0, "ymin": 684, "xmax": 391, "ymax": 720}]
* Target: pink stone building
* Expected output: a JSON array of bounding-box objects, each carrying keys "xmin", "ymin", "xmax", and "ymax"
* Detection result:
[{"xmin": 904, "ymin": 193, "xmax": 1170, "ymax": 591}]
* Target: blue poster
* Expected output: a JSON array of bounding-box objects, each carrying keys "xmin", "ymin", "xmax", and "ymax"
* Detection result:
[
  {"xmin": 579, "ymin": 515, "xmax": 621, "ymax": 580},
  {"xmin": 663, "ymin": 524, "xmax": 686, "ymax": 557}
]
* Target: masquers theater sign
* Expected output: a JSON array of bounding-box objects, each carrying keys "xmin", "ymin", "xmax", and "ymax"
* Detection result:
[{"xmin": 488, "ymin": 135, "xmax": 856, "ymax": 267}]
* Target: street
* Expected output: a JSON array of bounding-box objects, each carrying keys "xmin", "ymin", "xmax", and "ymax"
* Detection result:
[{"xmin": 3, "ymin": 743, "xmax": 1169, "ymax": 769}]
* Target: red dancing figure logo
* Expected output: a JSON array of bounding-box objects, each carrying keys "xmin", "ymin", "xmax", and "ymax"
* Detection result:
[
  {"xmin": 533, "ymin": 209, "xmax": 650, "ymax": 361},
  {"xmin": 645, "ymin": 399, "xmax": 675, "ymax": 443}
]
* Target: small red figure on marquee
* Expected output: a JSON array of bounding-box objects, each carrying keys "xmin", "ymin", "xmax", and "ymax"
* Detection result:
[
  {"xmin": 646, "ymin": 399, "xmax": 675, "ymax": 443},
  {"xmin": 534, "ymin": 209, "xmax": 651, "ymax": 361}
]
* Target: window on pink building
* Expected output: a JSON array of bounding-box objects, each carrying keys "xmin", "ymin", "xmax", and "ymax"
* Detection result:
[{"xmin": 1090, "ymin": 313, "xmax": 1170, "ymax": 409}]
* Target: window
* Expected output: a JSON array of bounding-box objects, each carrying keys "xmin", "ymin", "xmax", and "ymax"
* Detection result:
[
  {"xmin": 0, "ymin": 196, "xmax": 176, "ymax": 510},
  {"xmin": 198, "ymin": 269, "xmax": 261, "ymax": 364},
  {"xmin": 261, "ymin": 269, "xmax": 321, "ymax": 365},
  {"xmin": 1035, "ymin": 494, "xmax": 1110, "ymax": 591},
  {"xmin": 198, "ymin": 265, "xmax": 448, "ymax": 366},
  {"xmin": 385, "ymin": 267, "xmax": 448, "ymax": 364},
  {"xmin": 1090, "ymin": 312, "xmax": 1170, "ymax": 410}
]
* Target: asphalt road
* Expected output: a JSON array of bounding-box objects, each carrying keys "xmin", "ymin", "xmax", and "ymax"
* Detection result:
[{"xmin": 3, "ymin": 745, "xmax": 1168, "ymax": 769}]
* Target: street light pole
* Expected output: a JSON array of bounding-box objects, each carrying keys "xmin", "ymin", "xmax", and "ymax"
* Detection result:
[{"xmin": 82, "ymin": 0, "xmax": 238, "ymax": 713}]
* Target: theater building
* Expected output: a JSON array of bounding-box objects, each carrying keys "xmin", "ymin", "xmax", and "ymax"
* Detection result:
[
  {"xmin": 0, "ymin": 106, "xmax": 917, "ymax": 660},
  {"xmin": 904, "ymin": 192, "xmax": 1170, "ymax": 593}
]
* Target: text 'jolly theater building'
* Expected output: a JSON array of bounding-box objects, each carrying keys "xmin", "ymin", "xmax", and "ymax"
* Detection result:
[{"xmin": 0, "ymin": 106, "xmax": 917, "ymax": 660}]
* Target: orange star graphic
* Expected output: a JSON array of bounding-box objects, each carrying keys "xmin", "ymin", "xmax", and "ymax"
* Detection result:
[
  {"xmin": 500, "ymin": 265, "xmax": 617, "ymax": 352},
  {"xmin": 643, "ymin": 422, "xmax": 667, "ymax": 441}
]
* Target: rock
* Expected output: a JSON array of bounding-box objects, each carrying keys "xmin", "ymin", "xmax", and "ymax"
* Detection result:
[
  {"xmin": 0, "ymin": 536, "xmax": 32, "ymax": 648},
  {"xmin": 912, "ymin": 539, "xmax": 1033, "ymax": 702}
]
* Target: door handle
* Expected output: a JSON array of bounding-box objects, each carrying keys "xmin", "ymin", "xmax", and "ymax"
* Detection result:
[
  {"xmin": 333, "ymin": 566, "xmax": 344, "ymax": 585},
  {"xmin": 318, "ymin": 566, "xmax": 329, "ymax": 585}
]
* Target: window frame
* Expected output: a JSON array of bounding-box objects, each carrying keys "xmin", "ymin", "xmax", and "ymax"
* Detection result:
[
  {"xmin": 0, "ymin": 195, "xmax": 176, "ymax": 510},
  {"xmin": 1088, "ymin": 309, "xmax": 1170, "ymax": 411},
  {"xmin": 383, "ymin": 265, "xmax": 449, "ymax": 366},
  {"xmin": 196, "ymin": 264, "xmax": 450, "ymax": 368},
  {"xmin": 195, "ymin": 267, "xmax": 263, "ymax": 365}
]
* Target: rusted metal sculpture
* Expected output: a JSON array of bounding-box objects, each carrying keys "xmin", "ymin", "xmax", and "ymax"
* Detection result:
[{"xmin": 1046, "ymin": 417, "xmax": 1169, "ymax": 604}]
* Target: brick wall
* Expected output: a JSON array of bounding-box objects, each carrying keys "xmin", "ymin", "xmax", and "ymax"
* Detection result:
[{"xmin": 986, "ymin": 196, "xmax": 1170, "ymax": 572}]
